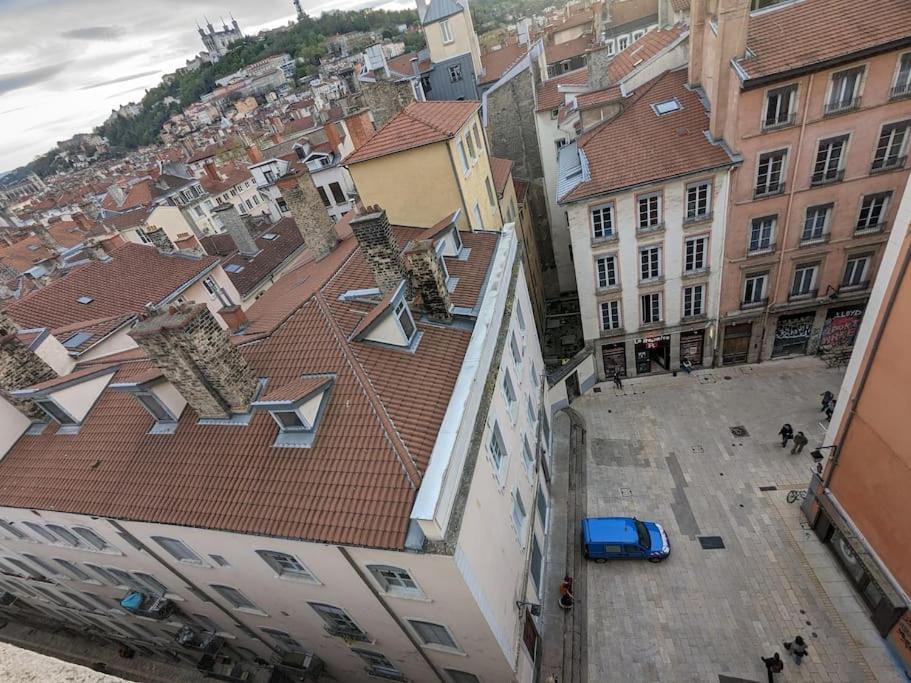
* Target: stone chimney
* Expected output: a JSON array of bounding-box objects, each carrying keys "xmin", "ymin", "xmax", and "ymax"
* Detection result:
[
  {"xmin": 129, "ymin": 303, "xmax": 258, "ymax": 419},
  {"xmin": 144, "ymin": 226, "xmax": 174, "ymax": 253},
  {"xmin": 213, "ymin": 203, "xmax": 259, "ymax": 256},
  {"xmin": 0, "ymin": 327, "xmax": 57, "ymax": 421},
  {"xmin": 404, "ymin": 240, "xmax": 452, "ymax": 322},
  {"xmin": 277, "ymin": 172, "xmax": 338, "ymax": 261},
  {"xmin": 709, "ymin": 0, "xmax": 750, "ymax": 141},
  {"xmin": 246, "ymin": 145, "xmax": 264, "ymax": 164},
  {"xmin": 350, "ymin": 207, "xmax": 407, "ymax": 293},
  {"xmin": 71, "ymin": 212, "xmax": 92, "ymax": 230},
  {"xmin": 107, "ymin": 184, "xmax": 127, "ymax": 208},
  {"xmin": 32, "ymin": 224, "xmax": 60, "ymax": 253},
  {"xmin": 688, "ymin": 0, "xmax": 707, "ymax": 87},
  {"xmin": 83, "ymin": 237, "xmax": 112, "ymax": 262}
]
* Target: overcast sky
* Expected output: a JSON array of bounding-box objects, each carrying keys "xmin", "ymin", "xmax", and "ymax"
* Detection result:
[{"xmin": 0, "ymin": 0, "xmax": 410, "ymax": 172}]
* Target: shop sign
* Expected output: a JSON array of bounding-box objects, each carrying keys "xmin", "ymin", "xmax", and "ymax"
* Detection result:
[{"xmin": 634, "ymin": 334, "xmax": 670, "ymax": 348}]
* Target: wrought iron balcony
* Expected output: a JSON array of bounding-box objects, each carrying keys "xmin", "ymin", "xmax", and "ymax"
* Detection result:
[{"xmin": 120, "ymin": 591, "xmax": 175, "ymax": 620}]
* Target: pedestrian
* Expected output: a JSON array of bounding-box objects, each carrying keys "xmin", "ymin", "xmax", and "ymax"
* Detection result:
[
  {"xmin": 559, "ymin": 575, "xmax": 574, "ymax": 608},
  {"xmin": 784, "ymin": 635, "xmax": 808, "ymax": 665},
  {"xmin": 681, "ymin": 359, "xmax": 693, "ymax": 374},
  {"xmin": 761, "ymin": 652, "xmax": 784, "ymax": 682},
  {"xmin": 825, "ymin": 400, "xmax": 836, "ymax": 421},
  {"xmin": 820, "ymin": 390, "xmax": 834, "ymax": 412},
  {"xmin": 778, "ymin": 423, "xmax": 794, "ymax": 448},
  {"xmin": 791, "ymin": 431, "xmax": 808, "ymax": 454},
  {"xmin": 613, "ymin": 372, "xmax": 623, "ymax": 390}
]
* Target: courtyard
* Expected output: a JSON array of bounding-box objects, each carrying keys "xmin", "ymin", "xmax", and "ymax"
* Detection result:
[{"xmin": 542, "ymin": 357, "xmax": 904, "ymax": 683}]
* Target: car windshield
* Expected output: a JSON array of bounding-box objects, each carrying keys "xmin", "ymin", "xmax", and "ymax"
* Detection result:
[{"xmin": 634, "ymin": 520, "xmax": 650, "ymax": 549}]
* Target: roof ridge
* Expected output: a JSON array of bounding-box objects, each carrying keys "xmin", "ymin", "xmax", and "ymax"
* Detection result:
[
  {"xmin": 402, "ymin": 104, "xmax": 452, "ymax": 139},
  {"xmin": 313, "ymin": 293, "xmax": 423, "ymax": 489}
]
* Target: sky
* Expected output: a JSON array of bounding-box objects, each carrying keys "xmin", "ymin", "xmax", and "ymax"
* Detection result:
[{"xmin": 0, "ymin": 0, "xmax": 410, "ymax": 173}]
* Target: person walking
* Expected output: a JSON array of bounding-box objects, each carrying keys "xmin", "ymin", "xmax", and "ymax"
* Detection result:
[
  {"xmin": 820, "ymin": 390, "xmax": 834, "ymax": 412},
  {"xmin": 761, "ymin": 652, "xmax": 784, "ymax": 682},
  {"xmin": 613, "ymin": 373, "xmax": 623, "ymax": 390},
  {"xmin": 825, "ymin": 400, "xmax": 836, "ymax": 421},
  {"xmin": 784, "ymin": 635, "xmax": 808, "ymax": 665},
  {"xmin": 791, "ymin": 431, "xmax": 808, "ymax": 454},
  {"xmin": 778, "ymin": 423, "xmax": 794, "ymax": 448}
]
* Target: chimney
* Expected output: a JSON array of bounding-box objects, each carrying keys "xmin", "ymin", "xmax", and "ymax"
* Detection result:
[
  {"xmin": 32, "ymin": 224, "xmax": 60, "ymax": 253},
  {"xmin": 277, "ymin": 172, "xmax": 338, "ymax": 261},
  {"xmin": 83, "ymin": 237, "xmax": 112, "ymax": 262},
  {"xmin": 218, "ymin": 304, "xmax": 249, "ymax": 333},
  {"xmin": 324, "ymin": 121, "xmax": 342, "ymax": 154},
  {"xmin": 404, "ymin": 240, "xmax": 452, "ymax": 322},
  {"xmin": 129, "ymin": 303, "xmax": 259, "ymax": 419},
  {"xmin": 71, "ymin": 212, "xmax": 92, "ymax": 230},
  {"xmin": 107, "ymin": 184, "xmax": 126, "ymax": 207},
  {"xmin": 688, "ymin": 0, "xmax": 707, "ymax": 87},
  {"xmin": 0, "ymin": 328, "xmax": 58, "ymax": 421},
  {"xmin": 203, "ymin": 161, "xmax": 220, "ymax": 182},
  {"xmin": 270, "ymin": 131, "xmax": 283, "ymax": 145},
  {"xmin": 247, "ymin": 145, "xmax": 264, "ymax": 164},
  {"xmin": 214, "ymin": 203, "xmax": 259, "ymax": 256},
  {"xmin": 709, "ymin": 0, "xmax": 750, "ymax": 141},
  {"xmin": 101, "ymin": 233, "xmax": 125, "ymax": 253},
  {"xmin": 350, "ymin": 207, "xmax": 408, "ymax": 293}
]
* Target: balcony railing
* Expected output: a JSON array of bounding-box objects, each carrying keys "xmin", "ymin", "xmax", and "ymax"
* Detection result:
[
  {"xmin": 325, "ymin": 625, "xmax": 370, "ymax": 642},
  {"xmin": 799, "ymin": 233, "xmax": 829, "ymax": 246},
  {"xmin": 684, "ymin": 211, "xmax": 713, "ymax": 225},
  {"xmin": 590, "ymin": 232, "xmax": 618, "ymax": 246},
  {"xmin": 810, "ymin": 168, "xmax": 844, "ymax": 186},
  {"xmin": 840, "ymin": 279, "xmax": 871, "ymax": 292},
  {"xmin": 871, "ymin": 155, "xmax": 907, "ymax": 174},
  {"xmin": 855, "ymin": 222, "xmax": 885, "ymax": 235},
  {"xmin": 824, "ymin": 96, "xmax": 860, "ymax": 116},
  {"xmin": 754, "ymin": 182, "xmax": 785, "ymax": 199},
  {"xmin": 740, "ymin": 297, "xmax": 768, "ymax": 310},
  {"xmin": 890, "ymin": 83, "xmax": 911, "ymax": 100},
  {"xmin": 788, "ymin": 288, "xmax": 818, "ymax": 301},
  {"xmin": 637, "ymin": 221, "xmax": 665, "ymax": 235}
]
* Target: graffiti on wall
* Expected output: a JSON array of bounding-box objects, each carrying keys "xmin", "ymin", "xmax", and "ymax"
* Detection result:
[{"xmin": 820, "ymin": 306, "xmax": 865, "ymax": 350}]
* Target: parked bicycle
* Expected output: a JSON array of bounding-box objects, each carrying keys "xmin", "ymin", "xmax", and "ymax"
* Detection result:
[{"xmin": 786, "ymin": 489, "xmax": 807, "ymax": 504}]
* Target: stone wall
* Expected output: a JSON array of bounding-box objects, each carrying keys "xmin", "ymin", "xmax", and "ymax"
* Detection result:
[
  {"xmin": 350, "ymin": 208, "xmax": 407, "ymax": 293},
  {"xmin": 587, "ymin": 44, "xmax": 614, "ymax": 90},
  {"xmin": 485, "ymin": 67, "xmax": 543, "ymax": 180},
  {"xmin": 405, "ymin": 240, "xmax": 452, "ymax": 321},
  {"xmin": 361, "ymin": 80, "xmax": 414, "ymax": 129},
  {"xmin": 144, "ymin": 227, "xmax": 174, "ymax": 253},
  {"xmin": 278, "ymin": 173, "xmax": 338, "ymax": 261},
  {"xmin": 0, "ymin": 333, "xmax": 57, "ymax": 420}
]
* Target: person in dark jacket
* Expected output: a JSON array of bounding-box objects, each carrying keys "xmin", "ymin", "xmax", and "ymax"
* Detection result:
[
  {"xmin": 761, "ymin": 652, "xmax": 784, "ymax": 682},
  {"xmin": 825, "ymin": 400, "xmax": 836, "ymax": 421},
  {"xmin": 784, "ymin": 635, "xmax": 808, "ymax": 665},
  {"xmin": 613, "ymin": 373, "xmax": 623, "ymax": 390},
  {"xmin": 778, "ymin": 424, "xmax": 794, "ymax": 448},
  {"xmin": 820, "ymin": 390, "xmax": 834, "ymax": 411},
  {"xmin": 791, "ymin": 431, "xmax": 808, "ymax": 454}
]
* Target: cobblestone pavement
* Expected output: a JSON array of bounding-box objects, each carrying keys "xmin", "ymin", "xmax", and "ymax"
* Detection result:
[{"xmin": 567, "ymin": 357, "xmax": 904, "ymax": 683}]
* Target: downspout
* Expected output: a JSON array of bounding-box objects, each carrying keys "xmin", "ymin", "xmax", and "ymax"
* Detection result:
[
  {"xmin": 758, "ymin": 72, "xmax": 815, "ymax": 361},
  {"xmin": 335, "ymin": 546, "xmax": 445, "ymax": 682},
  {"xmin": 447, "ymin": 141, "xmax": 473, "ymax": 230}
]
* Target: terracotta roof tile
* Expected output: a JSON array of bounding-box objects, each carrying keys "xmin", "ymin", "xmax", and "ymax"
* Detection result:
[
  {"xmin": 480, "ymin": 43, "xmax": 528, "ymax": 85},
  {"xmin": 575, "ymin": 84, "xmax": 623, "ymax": 110},
  {"xmin": 259, "ymin": 374, "xmax": 334, "ymax": 403},
  {"xmin": 489, "ymin": 157, "xmax": 513, "ymax": 196},
  {"xmin": 535, "ymin": 68, "xmax": 589, "ymax": 112},
  {"xmin": 215, "ymin": 218, "xmax": 307, "ymax": 298},
  {"xmin": 545, "ymin": 34, "xmax": 594, "ymax": 65},
  {"xmin": 100, "ymin": 207, "xmax": 153, "ymax": 232},
  {"xmin": 344, "ymin": 101, "xmax": 481, "ymax": 165},
  {"xmin": 606, "ymin": 24, "xmax": 687, "ymax": 84},
  {"xmin": 0, "ymin": 237, "xmax": 56, "ymax": 274},
  {"xmin": 738, "ymin": 0, "xmax": 911, "ymax": 83},
  {"xmin": 199, "ymin": 165, "xmax": 253, "ymax": 196},
  {"xmin": 563, "ymin": 69, "xmax": 733, "ymax": 202}
]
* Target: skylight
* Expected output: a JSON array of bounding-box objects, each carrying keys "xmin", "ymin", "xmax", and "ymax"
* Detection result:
[
  {"xmin": 262, "ymin": 233, "xmax": 278, "ymax": 241},
  {"xmin": 63, "ymin": 331, "xmax": 93, "ymax": 349},
  {"xmin": 225, "ymin": 264, "xmax": 245, "ymax": 273},
  {"xmin": 77, "ymin": 296, "xmax": 94, "ymax": 304},
  {"xmin": 653, "ymin": 98, "xmax": 682, "ymax": 115}
]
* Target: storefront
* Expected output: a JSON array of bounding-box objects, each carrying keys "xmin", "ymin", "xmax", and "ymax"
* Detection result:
[
  {"xmin": 772, "ymin": 312, "xmax": 815, "ymax": 357},
  {"xmin": 634, "ymin": 334, "xmax": 670, "ymax": 375},
  {"xmin": 680, "ymin": 329, "xmax": 705, "ymax": 367},
  {"xmin": 819, "ymin": 304, "xmax": 866, "ymax": 353},
  {"xmin": 600, "ymin": 342, "xmax": 626, "ymax": 379},
  {"xmin": 722, "ymin": 322, "xmax": 752, "ymax": 365}
]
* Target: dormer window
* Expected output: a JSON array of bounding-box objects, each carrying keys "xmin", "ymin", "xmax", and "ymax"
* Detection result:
[
  {"xmin": 252, "ymin": 374, "xmax": 335, "ymax": 448},
  {"xmin": 110, "ymin": 371, "xmax": 186, "ymax": 434},
  {"xmin": 13, "ymin": 367, "xmax": 115, "ymax": 431},
  {"xmin": 349, "ymin": 281, "xmax": 421, "ymax": 351}
]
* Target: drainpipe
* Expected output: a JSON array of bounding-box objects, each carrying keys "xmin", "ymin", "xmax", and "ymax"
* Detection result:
[{"xmin": 446, "ymin": 144, "xmax": 472, "ymax": 230}]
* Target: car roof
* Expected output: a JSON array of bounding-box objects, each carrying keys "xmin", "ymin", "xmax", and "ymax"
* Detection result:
[{"xmin": 582, "ymin": 517, "xmax": 640, "ymax": 544}]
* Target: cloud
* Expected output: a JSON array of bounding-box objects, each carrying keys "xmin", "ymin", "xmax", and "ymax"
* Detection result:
[
  {"xmin": 61, "ymin": 25, "xmax": 126, "ymax": 41},
  {"xmin": 0, "ymin": 105, "xmax": 29, "ymax": 116},
  {"xmin": 80, "ymin": 69, "xmax": 160, "ymax": 90},
  {"xmin": 0, "ymin": 63, "xmax": 67, "ymax": 95}
]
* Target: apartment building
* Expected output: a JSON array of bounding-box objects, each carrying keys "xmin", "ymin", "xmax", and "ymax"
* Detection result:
[
  {"xmin": 0, "ymin": 173, "xmax": 551, "ymax": 683},
  {"xmin": 804, "ymin": 171, "xmax": 911, "ymax": 674},
  {"xmin": 416, "ymin": 0, "xmax": 484, "ymax": 101},
  {"xmin": 558, "ymin": 68, "xmax": 734, "ymax": 379},
  {"xmin": 692, "ymin": 0, "xmax": 911, "ymax": 365}
]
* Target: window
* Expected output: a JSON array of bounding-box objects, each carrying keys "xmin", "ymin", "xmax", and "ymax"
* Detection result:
[
  {"xmin": 743, "ymin": 273, "xmax": 767, "ymax": 305},
  {"xmin": 617, "ymin": 35, "xmax": 629, "ymax": 50},
  {"xmin": 595, "ymin": 255, "xmax": 617, "ymax": 288},
  {"xmin": 45, "ymin": 525, "xmax": 84, "ymax": 548},
  {"xmin": 826, "ymin": 67, "xmax": 863, "ymax": 114},
  {"xmin": 641, "ymin": 293, "xmax": 662, "ymax": 324},
  {"xmin": 812, "ymin": 135, "xmax": 848, "ymax": 184},
  {"xmin": 108, "ymin": 567, "xmax": 145, "ymax": 591},
  {"xmin": 211, "ymin": 584, "xmax": 261, "ymax": 612},
  {"xmin": 35, "ymin": 400, "xmax": 77, "ymax": 425},
  {"xmin": 488, "ymin": 422, "xmax": 507, "ymax": 472},
  {"xmin": 440, "ymin": 19, "xmax": 454, "ymax": 44},
  {"xmin": 472, "ymin": 123, "xmax": 482, "ymax": 151},
  {"xmin": 256, "ymin": 550, "xmax": 317, "ymax": 582},
  {"xmin": 310, "ymin": 603, "xmax": 366, "ymax": 638},
  {"xmin": 686, "ymin": 180, "xmax": 711, "ymax": 220},
  {"xmin": 522, "ymin": 436, "xmax": 535, "ymax": 472},
  {"xmin": 457, "ymin": 141, "xmax": 469, "ymax": 173},
  {"xmin": 802, "ymin": 204, "xmax": 832, "ymax": 242},
  {"xmin": 60, "ymin": 591, "xmax": 98, "ymax": 612},
  {"xmin": 684, "ymin": 236, "xmax": 707, "ymax": 272},
  {"xmin": 22, "ymin": 554, "xmax": 60, "ymax": 577},
  {"xmin": 526, "ymin": 396, "xmax": 536, "ymax": 425},
  {"xmin": 857, "ymin": 192, "xmax": 890, "ymax": 232},
  {"xmin": 530, "ymin": 534, "xmax": 543, "ymax": 593},
  {"xmin": 485, "ymin": 176, "xmax": 496, "ymax": 206},
  {"xmin": 134, "ymin": 572, "xmax": 169, "ymax": 595},
  {"xmin": 755, "ymin": 149, "xmax": 786, "ymax": 196},
  {"xmin": 763, "ymin": 84, "xmax": 796, "ymax": 128},
  {"xmin": 329, "ymin": 182, "xmax": 346, "ymax": 203},
  {"xmin": 368, "ymin": 565, "xmax": 420, "ymax": 596},
  {"xmin": 639, "ymin": 246, "xmax": 661, "ymax": 281},
  {"xmin": 502, "ymin": 371, "xmax": 517, "ymax": 421},
  {"xmin": 0, "ymin": 520, "xmax": 27, "ymax": 540},
  {"xmin": 511, "ymin": 488, "xmax": 527, "ymax": 538},
  {"xmin": 843, "ymin": 254, "xmax": 871, "ymax": 288},
  {"xmin": 6, "ymin": 558, "xmax": 43, "ymax": 580},
  {"xmin": 683, "ymin": 285, "xmax": 705, "ymax": 318},
  {"xmin": 449, "ymin": 63, "xmax": 463, "ymax": 83},
  {"xmin": 465, "ymin": 132, "xmax": 476, "ymax": 160},
  {"xmin": 791, "ymin": 264, "xmax": 818, "ymax": 296},
  {"xmin": 600, "ymin": 301, "xmax": 621, "ymax": 331},
  {"xmin": 54, "ymin": 559, "xmax": 92, "ymax": 581},
  {"xmin": 637, "ymin": 193, "xmax": 661, "ymax": 230},
  {"xmin": 516, "ymin": 302, "xmax": 526, "ymax": 332},
  {"xmin": 193, "ymin": 613, "xmax": 221, "ymax": 633},
  {"xmin": 392, "ymin": 299, "xmax": 416, "ymax": 341},
  {"xmin": 591, "ymin": 203, "xmax": 614, "ymax": 239},
  {"xmin": 23, "ymin": 523, "xmax": 58, "ymax": 543},
  {"xmin": 202, "ymin": 277, "xmax": 219, "ymax": 298},
  {"xmin": 510, "ymin": 332, "xmax": 522, "ymax": 364},
  {"xmin": 151, "ymin": 537, "xmax": 203, "ymax": 565},
  {"xmin": 409, "ymin": 620, "xmax": 458, "ymax": 649},
  {"xmin": 748, "ymin": 215, "xmax": 775, "ymax": 253},
  {"xmin": 136, "ymin": 393, "xmax": 174, "ymax": 422},
  {"xmin": 316, "ymin": 186, "xmax": 331, "ymax": 207},
  {"xmin": 261, "ymin": 627, "xmax": 307, "ymax": 653},
  {"xmin": 273, "ymin": 410, "xmax": 304, "ymax": 430},
  {"xmin": 84, "ymin": 563, "xmax": 118, "ymax": 585},
  {"xmin": 605, "ymin": 39, "xmax": 615, "ymax": 55},
  {"xmin": 536, "ymin": 483, "xmax": 548, "ymax": 526},
  {"xmin": 353, "ymin": 650, "xmax": 402, "ymax": 678},
  {"xmin": 872, "ymin": 121, "xmax": 910, "ymax": 171},
  {"xmin": 894, "ymin": 53, "xmax": 911, "ymax": 98}
]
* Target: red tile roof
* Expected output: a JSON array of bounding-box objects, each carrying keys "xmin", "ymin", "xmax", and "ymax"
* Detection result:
[
  {"xmin": 737, "ymin": 0, "xmax": 911, "ymax": 84},
  {"xmin": 0, "ymin": 221, "xmax": 499, "ymax": 551},
  {"xmin": 259, "ymin": 374, "xmax": 333, "ymax": 403},
  {"xmin": 575, "ymin": 84, "xmax": 623, "ymax": 110},
  {"xmin": 480, "ymin": 43, "xmax": 528, "ymax": 85},
  {"xmin": 349, "ymin": 284, "xmax": 400, "ymax": 340},
  {"xmin": 535, "ymin": 67, "xmax": 589, "ymax": 112},
  {"xmin": 489, "ymin": 157, "xmax": 513, "ymax": 196},
  {"xmin": 563, "ymin": 69, "xmax": 733, "ymax": 202},
  {"xmin": 199, "ymin": 165, "xmax": 253, "ymax": 196},
  {"xmin": 606, "ymin": 24, "xmax": 687, "ymax": 84},
  {"xmin": 386, "ymin": 51, "xmax": 432, "ymax": 76},
  {"xmin": 545, "ymin": 34, "xmax": 594, "ymax": 65},
  {"xmin": 100, "ymin": 207, "xmax": 153, "ymax": 232},
  {"xmin": 344, "ymin": 101, "xmax": 481, "ymax": 165},
  {"xmin": 0, "ymin": 237, "xmax": 55, "ymax": 274}
]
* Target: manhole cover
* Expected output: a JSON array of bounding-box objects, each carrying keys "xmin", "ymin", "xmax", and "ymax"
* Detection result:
[
  {"xmin": 730, "ymin": 426, "xmax": 749, "ymax": 437},
  {"xmin": 724, "ymin": 375, "xmax": 733, "ymax": 380},
  {"xmin": 698, "ymin": 536, "xmax": 725, "ymax": 550},
  {"xmin": 620, "ymin": 487, "xmax": 632, "ymax": 497}
]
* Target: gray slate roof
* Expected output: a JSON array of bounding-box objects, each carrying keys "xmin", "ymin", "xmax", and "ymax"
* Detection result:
[{"xmin": 422, "ymin": 0, "xmax": 463, "ymax": 25}]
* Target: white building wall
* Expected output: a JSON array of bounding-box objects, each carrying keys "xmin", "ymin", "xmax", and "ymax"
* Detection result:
[{"xmin": 535, "ymin": 110, "xmax": 577, "ymax": 292}]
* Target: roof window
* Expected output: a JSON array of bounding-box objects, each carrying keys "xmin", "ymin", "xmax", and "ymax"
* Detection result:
[
  {"xmin": 225, "ymin": 264, "xmax": 245, "ymax": 273},
  {"xmin": 252, "ymin": 374, "xmax": 335, "ymax": 448},
  {"xmin": 62, "ymin": 331, "xmax": 92, "ymax": 349},
  {"xmin": 77, "ymin": 296, "xmax": 94, "ymax": 304},
  {"xmin": 262, "ymin": 233, "xmax": 278, "ymax": 241},
  {"xmin": 110, "ymin": 373, "xmax": 186, "ymax": 434},
  {"xmin": 653, "ymin": 98, "xmax": 681, "ymax": 115}
]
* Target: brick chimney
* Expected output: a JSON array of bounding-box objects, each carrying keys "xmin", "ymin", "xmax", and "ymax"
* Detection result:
[
  {"xmin": 0, "ymin": 328, "xmax": 57, "ymax": 421},
  {"xmin": 270, "ymin": 131, "xmax": 283, "ymax": 145},
  {"xmin": 218, "ymin": 305, "xmax": 249, "ymax": 333},
  {"xmin": 203, "ymin": 161, "xmax": 220, "ymax": 182},
  {"xmin": 324, "ymin": 121, "xmax": 342, "ymax": 154},
  {"xmin": 277, "ymin": 172, "xmax": 338, "ymax": 261},
  {"xmin": 350, "ymin": 207, "xmax": 407, "ymax": 293},
  {"xmin": 129, "ymin": 303, "xmax": 259, "ymax": 419},
  {"xmin": 688, "ymin": 0, "xmax": 707, "ymax": 87},
  {"xmin": 213, "ymin": 203, "xmax": 259, "ymax": 256},
  {"xmin": 247, "ymin": 145, "xmax": 264, "ymax": 164},
  {"xmin": 405, "ymin": 240, "xmax": 452, "ymax": 322},
  {"xmin": 708, "ymin": 0, "xmax": 750, "ymax": 141}
]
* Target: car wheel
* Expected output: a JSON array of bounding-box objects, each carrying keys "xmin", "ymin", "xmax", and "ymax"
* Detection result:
[
  {"xmin": 648, "ymin": 557, "xmax": 663, "ymax": 563},
  {"xmin": 595, "ymin": 558, "xmax": 607, "ymax": 564}
]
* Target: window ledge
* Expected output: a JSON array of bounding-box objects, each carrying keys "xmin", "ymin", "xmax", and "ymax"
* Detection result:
[
  {"xmin": 682, "ymin": 313, "xmax": 707, "ymax": 322},
  {"xmin": 854, "ymin": 224, "xmax": 885, "ymax": 236},
  {"xmin": 788, "ymin": 289, "xmax": 819, "ymax": 302},
  {"xmin": 421, "ymin": 644, "xmax": 467, "ymax": 657},
  {"xmin": 761, "ymin": 118, "xmax": 796, "ymax": 132},
  {"xmin": 682, "ymin": 268, "xmax": 709, "ymax": 279},
  {"xmin": 746, "ymin": 244, "xmax": 776, "ymax": 258},
  {"xmin": 740, "ymin": 298, "xmax": 768, "ymax": 310},
  {"xmin": 799, "ymin": 235, "xmax": 829, "ymax": 247},
  {"xmin": 599, "ymin": 327, "xmax": 625, "ymax": 338},
  {"xmin": 839, "ymin": 281, "xmax": 870, "ymax": 293},
  {"xmin": 638, "ymin": 277, "xmax": 665, "ymax": 288},
  {"xmin": 870, "ymin": 158, "xmax": 906, "ymax": 174},
  {"xmin": 595, "ymin": 284, "xmax": 621, "ymax": 295},
  {"xmin": 590, "ymin": 234, "xmax": 618, "ymax": 246},
  {"xmin": 683, "ymin": 213, "xmax": 713, "ymax": 227},
  {"xmin": 753, "ymin": 185, "xmax": 785, "ymax": 199},
  {"xmin": 272, "ymin": 573, "xmax": 322, "ymax": 586},
  {"xmin": 381, "ymin": 591, "xmax": 431, "ymax": 603},
  {"xmin": 810, "ymin": 171, "xmax": 844, "ymax": 186},
  {"xmin": 637, "ymin": 223, "xmax": 665, "ymax": 235},
  {"xmin": 638, "ymin": 321, "xmax": 666, "ymax": 332}
]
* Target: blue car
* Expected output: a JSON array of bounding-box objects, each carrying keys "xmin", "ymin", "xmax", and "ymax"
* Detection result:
[{"xmin": 582, "ymin": 516, "xmax": 670, "ymax": 563}]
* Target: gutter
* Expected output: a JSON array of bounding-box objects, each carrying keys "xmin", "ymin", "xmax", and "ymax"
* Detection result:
[{"xmin": 158, "ymin": 260, "xmax": 221, "ymax": 305}]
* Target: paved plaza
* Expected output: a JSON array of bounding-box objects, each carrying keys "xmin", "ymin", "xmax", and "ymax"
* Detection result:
[{"xmin": 541, "ymin": 357, "xmax": 905, "ymax": 683}]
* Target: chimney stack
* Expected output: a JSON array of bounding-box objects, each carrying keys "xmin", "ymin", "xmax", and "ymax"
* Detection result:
[
  {"xmin": 277, "ymin": 172, "xmax": 338, "ymax": 261},
  {"xmin": 405, "ymin": 240, "xmax": 452, "ymax": 322},
  {"xmin": 350, "ymin": 207, "xmax": 407, "ymax": 293},
  {"xmin": 83, "ymin": 237, "xmax": 112, "ymax": 262},
  {"xmin": 0, "ymin": 327, "xmax": 58, "ymax": 421},
  {"xmin": 129, "ymin": 303, "xmax": 259, "ymax": 419},
  {"xmin": 218, "ymin": 305, "xmax": 249, "ymax": 333},
  {"xmin": 709, "ymin": 0, "xmax": 750, "ymax": 141},
  {"xmin": 246, "ymin": 145, "xmax": 264, "ymax": 164},
  {"xmin": 71, "ymin": 212, "xmax": 92, "ymax": 230},
  {"xmin": 688, "ymin": 0, "xmax": 707, "ymax": 87},
  {"xmin": 323, "ymin": 121, "xmax": 343, "ymax": 154},
  {"xmin": 203, "ymin": 161, "xmax": 220, "ymax": 182},
  {"xmin": 213, "ymin": 203, "xmax": 259, "ymax": 256}
]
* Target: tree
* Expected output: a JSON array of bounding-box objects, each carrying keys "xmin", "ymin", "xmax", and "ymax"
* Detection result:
[{"xmin": 403, "ymin": 31, "xmax": 426, "ymax": 53}]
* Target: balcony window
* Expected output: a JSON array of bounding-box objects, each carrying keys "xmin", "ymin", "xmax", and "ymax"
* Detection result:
[
  {"xmin": 595, "ymin": 255, "xmax": 617, "ymax": 288},
  {"xmin": 591, "ymin": 203, "xmax": 614, "ymax": 239},
  {"xmin": 871, "ymin": 120, "xmax": 910, "ymax": 172},
  {"xmin": 683, "ymin": 284, "xmax": 705, "ymax": 318},
  {"xmin": 352, "ymin": 649, "xmax": 404, "ymax": 680},
  {"xmin": 600, "ymin": 301, "xmax": 621, "ymax": 331},
  {"xmin": 755, "ymin": 150, "xmax": 786, "ymax": 196},
  {"xmin": 791, "ymin": 264, "xmax": 819, "ymax": 297},
  {"xmin": 511, "ymin": 488, "xmax": 527, "ymax": 539},
  {"xmin": 743, "ymin": 272, "xmax": 768, "ymax": 306},
  {"xmin": 440, "ymin": 19, "xmax": 454, "ymax": 44},
  {"xmin": 893, "ymin": 53, "xmax": 911, "ymax": 99},
  {"xmin": 763, "ymin": 84, "xmax": 797, "ymax": 129},
  {"xmin": 825, "ymin": 67, "xmax": 863, "ymax": 115},
  {"xmin": 811, "ymin": 135, "xmax": 847, "ymax": 184},
  {"xmin": 488, "ymin": 422, "xmax": 507, "ymax": 473},
  {"xmin": 685, "ymin": 180, "xmax": 712, "ymax": 220},
  {"xmin": 749, "ymin": 216, "xmax": 775, "ymax": 253},
  {"xmin": 856, "ymin": 192, "xmax": 891, "ymax": 232},
  {"xmin": 637, "ymin": 193, "xmax": 662, "ymax": 231},
  {"xmin": 641, "ymin": 292, "xmax": 662, "ymax": 324},
  {"xmin": 842, "ymin": 254, "xmax": 871, "ymax": 288},
  {"xmin": 801, "ymin": 204, "xmax": 832, "ymax": 243},
  {"xmin": 684, "ymin": 236, "xmax": 707, "ymax": 272},
  {"xmin": 639, "ymin": 246, "xmax": 661, "ymax": 281},
  {"xmin": 502, "ymin": 370, "xmax": 517, "ymax": 422},
  {"xmin": 261, "ymin": 628, "xmax": 307, "ymax": 654},
  {"xmin": 152, "ymin": 536, "xmax": 204, "ymax": 565}
]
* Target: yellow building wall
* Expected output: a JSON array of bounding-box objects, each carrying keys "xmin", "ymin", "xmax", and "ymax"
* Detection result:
[
  {"xmin": 425, "ymin": 10, "xmax": 482, "ymax": 74},
  {"xmin": 449, "ymin": 114, "xmax": 504, "ymax": 232}
]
